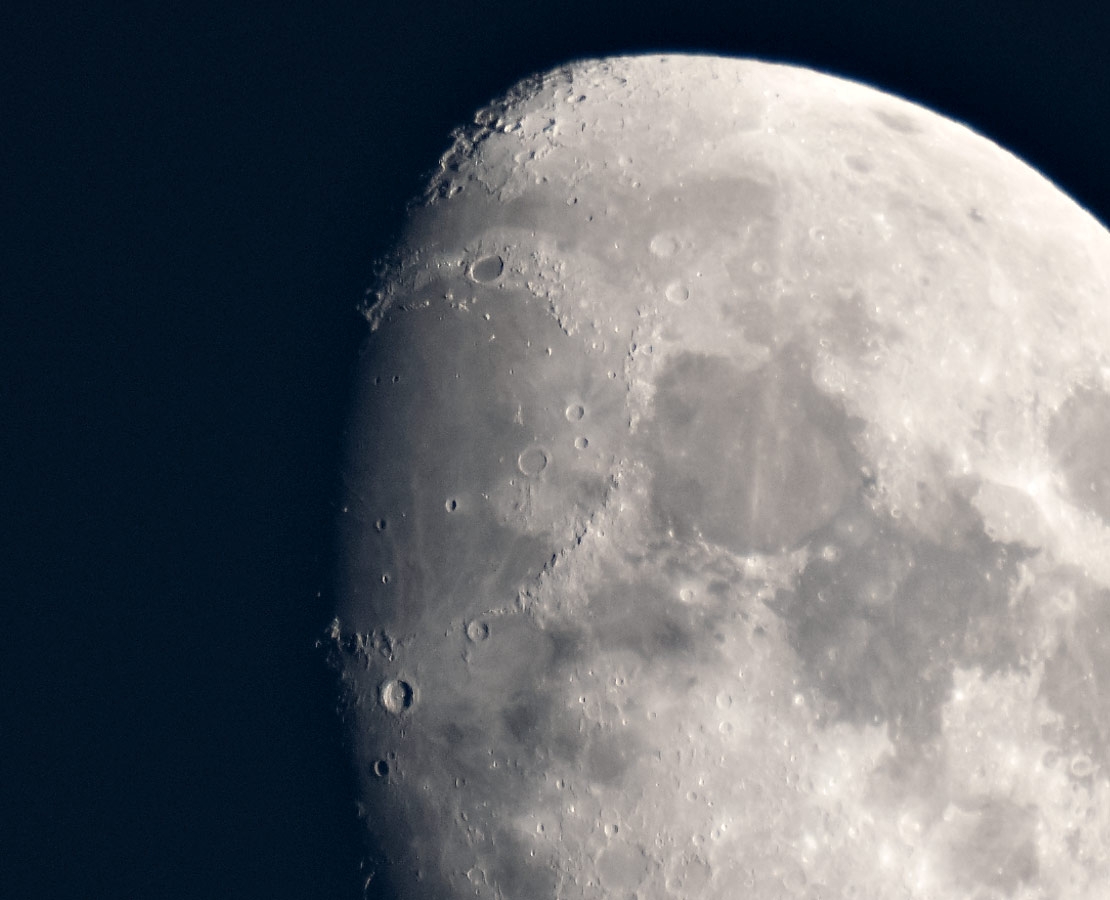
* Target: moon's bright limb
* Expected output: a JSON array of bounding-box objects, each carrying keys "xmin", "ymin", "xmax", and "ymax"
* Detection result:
[{"xmin": 328, "ymin": 55, "xmax": 1110, "ymax": 899}]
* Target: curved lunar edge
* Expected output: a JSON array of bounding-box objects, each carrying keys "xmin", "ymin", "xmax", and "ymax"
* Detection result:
[{"xmin": 326, "ymin": 55, "xmax": 1110, "ymax": 899}]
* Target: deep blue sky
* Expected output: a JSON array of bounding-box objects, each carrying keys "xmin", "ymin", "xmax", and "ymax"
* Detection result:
[{"xmin": 7, "ymin": 1, "xmax": 1109, "ymax": 898}]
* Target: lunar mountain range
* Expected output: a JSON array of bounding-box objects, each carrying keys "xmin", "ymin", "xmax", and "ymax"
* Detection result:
[{"xmin": 326, "ymin": 55, "xmax": 1110, "ymax": 899}]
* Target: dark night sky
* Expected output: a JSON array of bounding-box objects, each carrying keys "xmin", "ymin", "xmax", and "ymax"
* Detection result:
[{"xmin": 6, "ymin": 1, "xmax": 1109, "ymax": 898}]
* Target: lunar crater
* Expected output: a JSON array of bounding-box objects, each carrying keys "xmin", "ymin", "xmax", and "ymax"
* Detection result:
[{"xmin": 1047, "ymin": 385, "xmax": 1110, "ymax": 523}]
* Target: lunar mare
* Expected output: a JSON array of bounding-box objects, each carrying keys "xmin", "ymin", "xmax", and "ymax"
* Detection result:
[{"xmin": 328, "ymin": 56, "xmax": 1110, "ymax": 899}]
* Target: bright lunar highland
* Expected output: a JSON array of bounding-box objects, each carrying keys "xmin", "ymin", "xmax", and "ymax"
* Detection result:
[{"xmin": 328, "ymin": 55, "xmax": 1110, "ymax": 899}]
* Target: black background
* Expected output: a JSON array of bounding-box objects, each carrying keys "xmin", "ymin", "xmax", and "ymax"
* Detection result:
[{"xmin": 6, "ymin": 1, "xmax": 1109, "ymax": 898}]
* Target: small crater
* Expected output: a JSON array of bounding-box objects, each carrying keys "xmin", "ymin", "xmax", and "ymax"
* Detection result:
[
  {"xmin": 649, "ymin": 233, "xmax": 681, "ymax": 258},
  {"xmin": 845, "ymin": 154, "xmax": 872, "ymax": 173},
  {"xmin": 469, "ymin": 254, "xmax": 504, "ymax": 283},
  {"xmin": 446, "ymin": 498, "xmax": 458, "ymax": 512},
  {"xmin": 565, "ymin": 404, "xmax": 585, "ymax": 421},
  {"xmin": 372, "ymin": 759, "xmax": 390, "ymax": 778},
  {"xmin": 1070, "ymin": 754, "xmax": 1095, "ymax": 778},
  {"xmin": 518, "ymin": 446, "xmax": 549, "ymax": 476},
  {"xmin": 574, "ymin": 436, "xmax": 589, "ymax": 450},
  {"xmin": 665, "ymin": 281, "xmax": 690, "ymax": 304},
  {"xmin": 873, "ymin": 108, "xmax": 921, "ymax": 134},
  {"xmin": 374, "ymin": 518, "xmax": 387, "ymax": 532},
  {"xmin": 466, "ymin": 619, "xmax": 490, "ymax": 642},
  {"xmin": 380, "ymin": 678, "xmax": 415, "ymax": 715},
  {"xmin": 781, "ymin": 865, "xmax": 807, "ymax": 891},
  {"xmin": 1047, "ymin": 386, "xmax": 1110, "ymax": 523}
]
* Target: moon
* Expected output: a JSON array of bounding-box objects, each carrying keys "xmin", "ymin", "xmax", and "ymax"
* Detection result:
[{"xmin": 327, "ymin": 55, "xmax": 1110, "ymax": 899}]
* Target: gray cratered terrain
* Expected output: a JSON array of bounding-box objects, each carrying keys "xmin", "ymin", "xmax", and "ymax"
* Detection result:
[{"xmin": 327, "ymin": 55, "xmax": 1110, "ymax": 899}]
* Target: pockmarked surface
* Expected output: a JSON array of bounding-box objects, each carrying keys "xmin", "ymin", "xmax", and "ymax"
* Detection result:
[{"xmin": 327, "ymin": 55, "xmax": 1110, "ymax": 899}]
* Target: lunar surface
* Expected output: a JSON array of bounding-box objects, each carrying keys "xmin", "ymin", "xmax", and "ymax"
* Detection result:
[{"xmin": 327, "ymin": 55, "xmax": 1110, "ymax": 899}]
